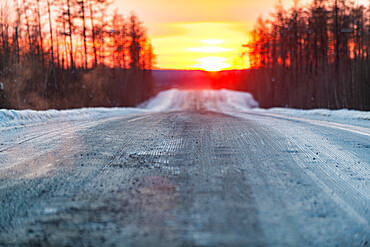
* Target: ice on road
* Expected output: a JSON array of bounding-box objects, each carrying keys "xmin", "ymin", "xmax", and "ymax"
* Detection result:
[{"xmin": 0, "ymin": 89, "xmax": 369, "ymax": 246}]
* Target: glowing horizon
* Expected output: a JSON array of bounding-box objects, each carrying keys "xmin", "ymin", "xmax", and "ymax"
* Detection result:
[
  {"xmin": 149, "ymin": 22, "xmax": 250, "ymax": 71},
  {"xmin": 113, "ymin": 0, "xmax": 369, "ymax": 71}
]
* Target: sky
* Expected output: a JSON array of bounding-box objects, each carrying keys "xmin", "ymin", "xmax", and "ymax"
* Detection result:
[{"xmin": 112, "ymin": 0, "xmax": 368, "ymax": 70}]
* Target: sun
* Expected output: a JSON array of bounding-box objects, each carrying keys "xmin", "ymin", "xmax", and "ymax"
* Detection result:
[
  {"xmin": 202, "ymin": 39, "xmax": 224, "ymax": 45},
  {"xmin": 188, "ymin": 39, "xmax": 231, "ymax": 71},
  {"xmin": 192, "ymin": 56, "xmax": 231, "ymax": 72},
  {"xmin": 187, "ymin": 46, "xmax": 230, "ymax": 53}
]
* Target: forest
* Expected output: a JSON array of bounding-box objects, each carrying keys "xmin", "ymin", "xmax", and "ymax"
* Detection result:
[
  {"xmin": 1, "ymin": 0, "xmax": 368, "ymax": 111},
  {"xmin": 238, "ymin": 0, "xmax": 369, "ymax": 110},
  {"xmin": 0, "ymin": 0, "xmax": 155, "ymax": 110}
]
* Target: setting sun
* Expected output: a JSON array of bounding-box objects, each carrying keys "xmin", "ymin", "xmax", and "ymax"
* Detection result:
[
  {"xmin": 188, "ymin": 39, "xmax": 232, "ymax": 71},
  {"xmin": 192, "ymin": 57, "xmax": 231, "ymax": 71},
  {"xmin": 202, "ymin": 39, "xmax": 224, "ymax": 45},
  {"xmin": 112, "ymin": 0, "xmax": 369, "ymax": 71},
  {"xmin": 145, "ymin": 22, "xmax": 249, "ymax": 70},
  {"xmin": 187, "ymin": 46, "xmax": 231, "ymax": 53}
]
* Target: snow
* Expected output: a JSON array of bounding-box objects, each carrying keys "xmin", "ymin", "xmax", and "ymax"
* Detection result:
[
  {"xmin": 202, "ymin": 89, "xmax": 259, "ymax": 111},
  {"xmin": 252, "ymin": 108, "xmax": 370, "ymax": 121},
  {"xmin": 0, "ymin": 107, "xmax": 146, "ymax": 128},
  {"xmin": 141, "ymin": 89, "xmax": 368, "ymax": 125},
  {"xmin": 1, "ymin": 88, "xmax": 368, "ymax": 246},
  {"xmin": 1, "ymin": 89, "xmax": 369, "ymax": 128},
  {"xmin": 140, "ymin": 88, "xmax": 259, "ymax": 111},
  {"xmin": 139, "ymin": 89, "xmax": 184, "ymax": 111}
]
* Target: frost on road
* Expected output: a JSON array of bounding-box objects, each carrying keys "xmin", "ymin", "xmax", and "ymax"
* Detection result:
[{"xmin": 0, "ymin": 89, "xmax": 369, "ymax": 246}]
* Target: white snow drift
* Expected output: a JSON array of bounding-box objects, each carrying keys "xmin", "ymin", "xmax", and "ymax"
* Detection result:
[
  {"xmin": 0, "ymin": 107, "xmax": 146, "ymax": 128},
  {"xmin": 140, "ymin": 88, "xmax": 259, "ymax": 111},
  {"xmin": 1, "ymin": 89, "xmax": 369, "ymax": 128},
  {"xmin": 253, "ymin": 107, "xmax": 370, "ymax": 121}
]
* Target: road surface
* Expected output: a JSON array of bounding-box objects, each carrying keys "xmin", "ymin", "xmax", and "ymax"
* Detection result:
[{"xmin": 0, "ymin": 90, "xmax": 369, "ymax": 246}]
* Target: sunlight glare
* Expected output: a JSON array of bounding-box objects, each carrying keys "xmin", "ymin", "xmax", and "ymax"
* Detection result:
[
  {"xmin": 202, "ymin": 39, "xmax": 224, "ymax": 45},
  {"xmin": 192, "ymin": 57, "xmax": 231, "ymax": 71},
  {"xmin": 188, "ymin": 46, "xmax": 231, "ymax": 53}
]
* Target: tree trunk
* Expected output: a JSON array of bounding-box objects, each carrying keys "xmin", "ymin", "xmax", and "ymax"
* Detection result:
[
  {"xmin": 89, "ymin": 0, "xmax": 98, "ymax": 68},
  {"xmin": 67, "ymin": 0, "xmax": 74, "ymax": 69}
]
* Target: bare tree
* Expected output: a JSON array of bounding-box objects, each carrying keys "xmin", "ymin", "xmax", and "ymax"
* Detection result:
[{"xmin": 77, "ymin": 0, "xmax": 88, "ymax": 69}]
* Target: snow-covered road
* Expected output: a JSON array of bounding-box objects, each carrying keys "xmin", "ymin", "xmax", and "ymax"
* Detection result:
[{"xmin": 0, "ymin": 89, "xmax": 369, "ymax": 246}]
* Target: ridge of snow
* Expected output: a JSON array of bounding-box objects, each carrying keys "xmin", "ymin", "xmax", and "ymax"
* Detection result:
[
  {"xmin": 0, "ymin": 107, "xmax": 146, "ymax": 128},
  {"xmin": 140, "ymin": 88, "xmax": 259, "ymax": 111},
  {"xmin": 252, "ymin": 108, "xmax": 370, "ymax": 122},
  {"xmin": 1, "ymin": 89, "xmax": 369, "ymax": 128}
]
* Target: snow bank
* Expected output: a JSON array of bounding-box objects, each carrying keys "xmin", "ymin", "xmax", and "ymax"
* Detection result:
[
  {"xmin": 252, "ymin": 108, "xmax": 370, "ymax": 122},
  {"xmin": 1, "ymin": 89, "xmax": 259, "ymax": 128},
  {"xmin": 0, "ymin": 107, "xmax": 146, "ymax": 128},
  {"xmin": 141, "ymin": 89, "xmax": 368, "ymax": 124},
  {"xmin": 139, "ymin": 89, "xmax": 185, "ymax": 111},
  {"xmin": 2, "ymin": 89, "xmax": 368, "ymax": 128},
  {"xmin": 203, "ymin": 89, "xmax": 259, "ymax": 111},
  {"xmin": 140, "ymin": 88, "xmax": 259, "ymax": 111}
]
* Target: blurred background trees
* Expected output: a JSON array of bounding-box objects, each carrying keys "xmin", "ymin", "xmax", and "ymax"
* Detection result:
[
  {"xmin": 0, "ymin": 0, "xmax": 155, "ymax": 109},
  {"xmin": 1, "ymin": 0, "xmax": 368, "ymax": 110},
  {"xmin": 240, "ymin": 0, "xmax": 369, "ymax": 110}
]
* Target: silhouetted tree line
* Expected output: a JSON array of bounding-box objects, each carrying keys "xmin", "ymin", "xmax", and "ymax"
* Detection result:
[
  {"xmin": 0, "ymin": 0, "xmax": 155, "ymax": 109},
  {"xmin": 240, "ymin": 0, "xmax": 369, "ymax": 110}
]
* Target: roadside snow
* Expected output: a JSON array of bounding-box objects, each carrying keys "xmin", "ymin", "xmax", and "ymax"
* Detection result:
[
  {"xmin": 252, "ymin": 108, "xmax": 370, "ymax": 121},
  {"xmin": 202, "ymin": 89, "xmax": 259, "ymax": 111},
  {"xmin": 140, "ymin": 88, "xmax": 259, "ymax": 111},
  {"xmin": 141, "ymin": 89, "xmax": 368, "ymax": 125},
  {"xmin": 250, "ymin": 108, "xmax": 370, "ymax": 128},
  {"xmin": 139, "ymin": 89, "xmax": 184, "ymax": 111},
  {"xmin": 0, "ymin": 107, "xmax": 146, "ymax": 128},
  {"xmin": 1, "ymin": 89, "xmax": 369, "ymax": 129}
]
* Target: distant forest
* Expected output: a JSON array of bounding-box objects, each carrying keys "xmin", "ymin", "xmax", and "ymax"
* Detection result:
[
  {"xmin": 1, "ymin": 0, "xmax": 368, "ymax": 111},
  {"xmin": 237, "ymin": 0, "xmax": 369, "ymax": 110},
  {"xmin": 0, "ymin": 0, "xmax": 155, "ymax": 110}
]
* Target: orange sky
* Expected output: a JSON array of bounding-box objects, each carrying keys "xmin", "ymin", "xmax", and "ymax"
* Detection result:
[{"xmin": 113, "ymin": 0, "xmax": 368, "ymax": 70}]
